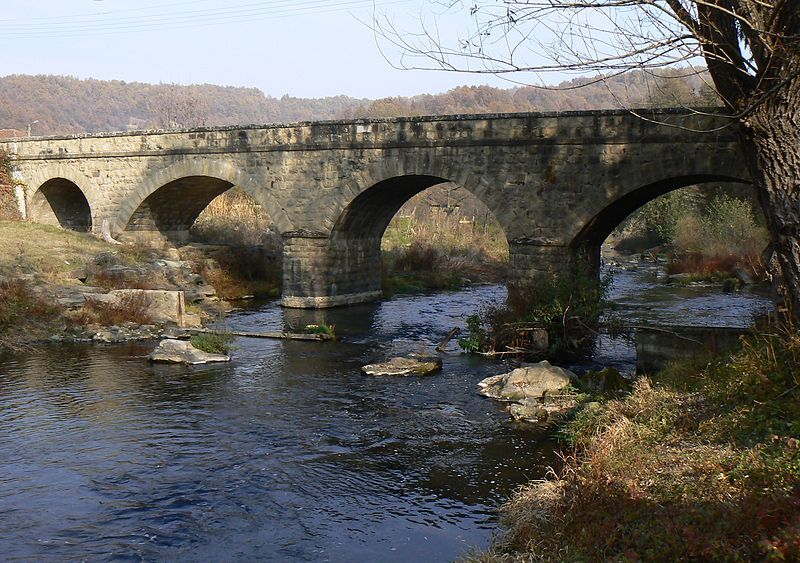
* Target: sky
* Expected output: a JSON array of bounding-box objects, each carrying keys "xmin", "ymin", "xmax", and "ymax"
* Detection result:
[{"xmin": 0, "ymin": 0, "xmax": 532, "ymax": 99}]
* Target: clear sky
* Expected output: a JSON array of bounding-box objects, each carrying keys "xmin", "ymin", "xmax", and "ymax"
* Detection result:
[{"xmin": 0, "ymin": 0, "xmax": 526, "ymax": 99}]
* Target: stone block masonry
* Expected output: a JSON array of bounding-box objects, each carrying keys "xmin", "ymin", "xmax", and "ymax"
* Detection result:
[{"xmin": 1, "ymin": 109, "xmax": 751, "ymax": 308}]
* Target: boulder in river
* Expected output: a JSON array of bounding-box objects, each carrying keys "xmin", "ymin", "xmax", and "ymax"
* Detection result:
[
  {"xmin": 149, "ymin": 339, "xmax": 230, "ymax": 365},
  {"xmin": 362, "ymin": 355, "xmax": 442, "ymax": 376},
  {"xmin": 478, "ymin": 360, "xmax": 577, "ymax": 401}
]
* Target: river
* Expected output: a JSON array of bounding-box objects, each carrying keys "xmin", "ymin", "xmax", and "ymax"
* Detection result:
[{"xmin": 0, "ymin": 265, "xmax": 773, "ymax": 561}]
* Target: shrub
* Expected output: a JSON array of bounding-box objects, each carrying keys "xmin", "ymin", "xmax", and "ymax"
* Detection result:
[{"xmin": 460, "ymin": 262, "xmax": 611, "ymax": 359}]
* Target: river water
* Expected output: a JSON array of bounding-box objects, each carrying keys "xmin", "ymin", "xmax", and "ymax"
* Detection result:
[{"xmin": 0, "ymin": 266, "xmax": 773, "ymax": 561}]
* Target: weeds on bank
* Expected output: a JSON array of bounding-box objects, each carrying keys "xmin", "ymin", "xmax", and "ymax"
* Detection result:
[
  {"xmin": 381, "ymin": 204, "xmax": 509, "ymax": 294},
  {"xmin": 490, "ymin": 326, "xmax": 800, "ymax": 561},
  {"xmin": 305, "ymin": 323, "xmax": 336, "ymax": 337},
  {"xmin": 0, "ymin": 278, "xmax": 64, "ymax": 351},
  {"xmin": 79, "ymin": 293, "xmax": 154, "ymax": 326}
]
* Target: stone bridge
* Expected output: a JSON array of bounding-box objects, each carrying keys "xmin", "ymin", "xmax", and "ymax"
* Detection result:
[{"xmin": 1, "ymin": 109, "xmax": 750, "ymax": 308}]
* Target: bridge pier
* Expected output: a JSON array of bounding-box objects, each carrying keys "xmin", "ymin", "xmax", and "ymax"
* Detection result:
[
  {"xmin": 281, "ymin": 232, "xmax": 383, "ymax": 308},
  {"xmin": 508, "ymin": 241, "xmax": 600, "ymax": 289}
]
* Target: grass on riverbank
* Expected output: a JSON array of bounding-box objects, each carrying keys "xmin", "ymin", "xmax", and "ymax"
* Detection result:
[
  {"xmin": 382, "ymin": 210, "xmax": 508, "ymax": 294},
  {"xmin": 482, "ymin": 327, "xmax": 800, "ymax": 561},
  {"xmin": 0, "ymin": 220, "xmax": 156, "ymax": 280},
  {"xmin": 0, "ymin": 221, "xmax": 177, "ymax": 351}
]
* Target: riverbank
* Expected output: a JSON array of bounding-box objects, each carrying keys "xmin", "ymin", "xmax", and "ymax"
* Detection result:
[
  {"xmin": 0, "ymin": 220, "xmax": 278, "ymax": 353},
  {"xmin": 479, "ymin": 327, "xmax": 800, "ymax": 560}
]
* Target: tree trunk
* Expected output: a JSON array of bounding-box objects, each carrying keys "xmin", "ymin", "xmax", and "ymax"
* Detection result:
[{"xmin": 740, "ymin": 77, "xmax": 800, "ymax": 323}]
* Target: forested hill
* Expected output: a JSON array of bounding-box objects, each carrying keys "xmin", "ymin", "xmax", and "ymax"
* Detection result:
[{"xmin": 0, "ymin": 71, "xmax": 717, "ymax": 136}]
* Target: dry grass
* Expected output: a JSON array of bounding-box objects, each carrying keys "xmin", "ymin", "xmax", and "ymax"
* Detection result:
[
  {"xmin": 189, "ymin": 189, "xmax": 282, "ymax": 298},
  {"xmin": 487, "ymin": 335, "xmax": 800, "ymax": 561},
  {"xmin": 191, "ymin": 188, "xmax": 280, "ymax": 250},
  {"xmin": 0, "ymin": 278, "xmax": 65, "ymax": 351},
  {"xmin": 79, "ymin": 293, "xmax": 154, "ymax": 326},
  {"xmin": 382, "ymin": 206, "xmax": 509, "ymax": 291},
  {"xmin": 0, "ymin": 220, "xmax": 166, "ymax": 282}
]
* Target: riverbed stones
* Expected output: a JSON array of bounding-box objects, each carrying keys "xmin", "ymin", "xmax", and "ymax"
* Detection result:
[
  {"xmin": 478, "ymin": 361, "xmax": 578, "ymax": 401},
  {"xmin": 361, "ymin": 355, "xmax": 442, "ymax": 376},
  {"xmin": 149, "ymin": 339, "xmax": 230, "ymax": 364}
]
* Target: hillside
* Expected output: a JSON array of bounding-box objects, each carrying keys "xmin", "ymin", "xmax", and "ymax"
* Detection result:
[{"xmin": 0, "ymin": 70, "xmax": 717, "ymax": 136}]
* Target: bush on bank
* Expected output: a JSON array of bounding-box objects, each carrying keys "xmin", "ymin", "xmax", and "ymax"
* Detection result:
[
  {"xmin": 482, "ymin": 326, "xmax": 800, "ymax": 561},
  {"xmin": 613, "ymin": 191, "xmax": 769, "ymax": 281}
]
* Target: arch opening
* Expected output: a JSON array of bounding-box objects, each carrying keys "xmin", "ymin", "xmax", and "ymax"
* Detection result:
[
  {"xmin": 30, "ymin": 178, "xmax": 92, "ymax": 232},
  {"xmin": 570, "ymin": 175, "xmax": 755, "ymax": 274},
  {"xmin": 188, "ymin": 187, "xmax": 283, "ymax": 300},
  {"xmin": 284, "ymin": 174, "xmax": 509, "ymax": 306},
  {"xmin": 121, "ymin": 175, "xmax": 235, "ymax": 245},
  {"xmin": 380, "ymin": 181, "xmax": 509, "ymax": 291}
]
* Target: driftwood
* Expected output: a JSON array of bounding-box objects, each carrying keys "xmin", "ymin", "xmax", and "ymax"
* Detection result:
[
  {"xmin": 178, "ymin": 327, "xmax": 334, "ymax": 341},
  {"xmin": 436, "ymin": 327, "xmax": 461, "ymax": 352}
]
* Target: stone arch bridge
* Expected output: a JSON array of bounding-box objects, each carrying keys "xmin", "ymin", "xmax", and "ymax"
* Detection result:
[{"xmin": 1, "ymin": 109, "xmax": 749, "ymax": 308}]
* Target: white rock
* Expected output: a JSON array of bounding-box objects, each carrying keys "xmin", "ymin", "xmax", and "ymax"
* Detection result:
[
  {"xmin": 478, "ymin": 360, "xmax": 577, "ymax": 401},
  {"xmin": 149, "ymin": 339, "xmax": 230, "ymax": 365}
]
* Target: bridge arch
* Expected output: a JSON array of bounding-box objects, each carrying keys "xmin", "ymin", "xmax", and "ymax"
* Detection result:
[
  {"xmin": 115, "ymin": 160, "xmax": 288, "ymax": 244},
  {"xmin": 282, "ymin": 158, "xmax": 504, "ymax": 307},
  {"xmin": 29, "ymin": 176, "xmax": 93, "ymax": 232},
  {"xmin": 567, "ymin": 173, "xmax": 754, "ymax": 279}
]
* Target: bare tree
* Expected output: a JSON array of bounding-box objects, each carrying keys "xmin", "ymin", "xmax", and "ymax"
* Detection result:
[
  {"xmin": 378, "ymin": 1, "xmax": 800, "ymax": 320},
  {"xmin": 148, "ymin": 83, "xmax": 210, "ymax": 129}
]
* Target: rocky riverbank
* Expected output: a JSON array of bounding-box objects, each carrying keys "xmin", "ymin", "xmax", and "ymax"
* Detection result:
[{"xmin": 0, "ymin": 221, "xmax": 278, "ymax": 353}]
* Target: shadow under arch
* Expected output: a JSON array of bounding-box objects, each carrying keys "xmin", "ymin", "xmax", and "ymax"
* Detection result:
[
  {"xmin": 569, "ymin": 174, "xmax": 754, "ymax": 271},
  {"xmin": 120, "ymin": 175, "xmax": 238, "ymax": 245},
  {"xmin": 29, "ymin": 178, "xmax": 92, "ymax": 232},
  {"xmin": 113, "ymin": 159, "xmax": 289, "ymax": 243},
  {"xmin": 331, "ymin": 174, "xmax": 453, "ymax": 240}
]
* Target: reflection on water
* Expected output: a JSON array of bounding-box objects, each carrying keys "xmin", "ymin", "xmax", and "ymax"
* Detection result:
[{"xmin": 0, "ymin": 274, "xmax": 773, "ymax": 561}]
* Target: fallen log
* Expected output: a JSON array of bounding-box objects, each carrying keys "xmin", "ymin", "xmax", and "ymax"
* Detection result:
[{"xmin": 174, "ymin": 327, "xmax": 334, "ymax": 341}]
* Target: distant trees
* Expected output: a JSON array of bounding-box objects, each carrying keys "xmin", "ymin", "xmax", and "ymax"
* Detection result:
[{"xmin": 0, "ymin": 70, "xmax": 717, "ymax": 136}]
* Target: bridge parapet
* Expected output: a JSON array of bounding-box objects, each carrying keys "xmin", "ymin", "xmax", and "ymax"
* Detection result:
[{"xmin": 2, "ymin": 109, "xmax": 738, "ymax": 161}]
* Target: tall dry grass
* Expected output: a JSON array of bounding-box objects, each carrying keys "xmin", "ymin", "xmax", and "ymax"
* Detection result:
[
  {"xmin": 191, "ymin": 188, "xmax": 281, "ymax": 251},
  {"xmin": 189, "ymin": 188, "xmax": 282, "ymax": 298},
  {"xmin": 382, "ymin": 201, "xmax": 509, "ymax": 287},
  {"xmin": 669, "ymin": 195, "xmax": 769, "ymax": 278}
]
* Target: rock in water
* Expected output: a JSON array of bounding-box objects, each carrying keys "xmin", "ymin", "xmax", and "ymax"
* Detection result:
[
  {"xmin": 478, "ymin": 360, "xmax": 577, "ymax": 401},
  {"xmin": 362, "ymin": 355, "xmax": 442, "ymax": 376},
  {"xmin": 149, "ymin": 339, "xmax": 230, "ymax": 365}
]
